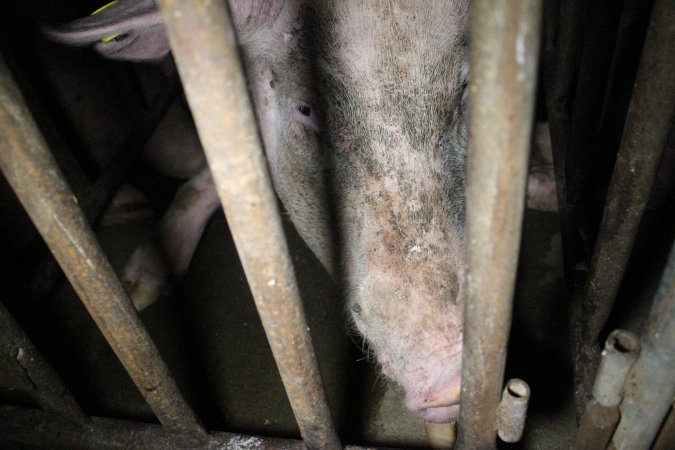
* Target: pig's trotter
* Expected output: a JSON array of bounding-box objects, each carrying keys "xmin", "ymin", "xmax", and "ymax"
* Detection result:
[
  {"xmin": 527, "ymin": 166, "xmax": 558, "ymax": 212},
  {"xmin": 122, "ymin": 238, "xmax": 170, "ymax": 311},
  {"xmin": 527, "ymin": 123, "xmax": 558, "ymax": 212}
]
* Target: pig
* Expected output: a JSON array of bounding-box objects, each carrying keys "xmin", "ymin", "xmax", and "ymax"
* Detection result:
[{"xmin": 48, "ymin": 0, "xmax": 555, "ymax": 423}]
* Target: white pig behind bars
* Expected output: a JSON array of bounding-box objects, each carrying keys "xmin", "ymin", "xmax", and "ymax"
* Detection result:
[{"xmin": 47, "ymin": 0, "xmax": 555, "ymax": 423}]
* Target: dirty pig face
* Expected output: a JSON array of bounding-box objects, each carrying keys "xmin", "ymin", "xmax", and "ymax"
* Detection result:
[{"xmin": 309, "ymin": 1, "xmax": 470, "ymax": 422}]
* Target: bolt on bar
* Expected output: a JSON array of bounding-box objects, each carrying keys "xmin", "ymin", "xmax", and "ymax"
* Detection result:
[
  {"xmin": 154, "ymin": 1, "xmax": 340, "ymax": 449},
  {"xmin": 0, "ymin": 300, "xmax": 86, "ymax": 423},
  {"xmin": 0, "ymin": 54, "xmax": 204, "ymax": 439},
  {"xmin": 611, "ymin": 243, "xmax": 675, "ymax": 449},
  {"xmin": 457, "ymin": 1, "xmax": 542, "ymax": 448},
  {"xmin": 580, "ymin": 0, "xmax": 675, "ymax": 346}
]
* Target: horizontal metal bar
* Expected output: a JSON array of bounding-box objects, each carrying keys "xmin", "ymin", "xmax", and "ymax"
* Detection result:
[
  {"xmin": 611, "ymin": 242, "xmax": 675, "ymax": 449},
  {"xmin": 457, "ymin": 1, "xmax": 542, "ymax": 448},
  {"xmin": 0, "ymin": 300, "xmax": 86, "ymax": 423},
  {"xmin": 0, "ymin": 53, "xmax": 204, "ymax": 438},
  {"xmin": 0, "ymin": 406, "xmax": 394, "ymax": 450},
  {"xmin": 155, "ymin": 1, "xmax": 340, "ymax": 449}
]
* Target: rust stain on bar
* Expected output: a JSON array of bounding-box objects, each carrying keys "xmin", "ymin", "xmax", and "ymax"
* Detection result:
[
  {"xmin": 457, "ymin": 1, "xmax": 542, "ymax": 448},
  {"xmin": 155, "ymin": 1, "xmax": 340, "ymax": 449},
  {"xmin": 0, "ymin": 54, "xmax": 205, "ymax": 438}
]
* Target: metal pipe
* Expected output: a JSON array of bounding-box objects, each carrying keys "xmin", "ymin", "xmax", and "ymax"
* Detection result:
[
  {"xmin": 0, "ymin": 406, "xmax": 385, "ymax": 450},
  {"xmin": 593, "ymin": 329, "xmax": 640, "ymax": 408},
  {"xmin": 575, "ymin": 400, "xmax": 620, "ymax": 450},
  {"xmin": 0, "ymin": 300, "xmax": 86, "ymax": 423},
  {"xmin": 612, "ymin": 243, "xmax": 675, "ymax": 449},
  {"xmin": 29, "ymin": 80, "xmax": 180, "ymax": 302},
  {"xmin": 154, "ymin": 2, "xmax": 339, "ymax": 449},
  {"xmin": 542, "ymin": 0, "xmax": 587, "ymax": 282},
  {"xmin": 575, "ymin": 330, "xmax": 640, "ymax": 449},
  {"xmin": 457, "ymin": 1, "xmax": 541, "ymax": 448},
  {"xmin": 0, "ymin": 54, "xmax": 205, "ymax": 439},
  {"xmin": 580, "ymin": 0, "xmax": 675, "ymax": 346},
  {"xmin": 496, "ymin": 379, "xmax": 531, "ymax": 443},
  {"xmin": 652, "ymin": 404, "xmax": 675, "ymax": 450}
]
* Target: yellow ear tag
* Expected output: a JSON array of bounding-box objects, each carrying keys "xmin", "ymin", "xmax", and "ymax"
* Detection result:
[{"xmin": 90, "ymin": 0, "xmax": 121, "ymax": 43}]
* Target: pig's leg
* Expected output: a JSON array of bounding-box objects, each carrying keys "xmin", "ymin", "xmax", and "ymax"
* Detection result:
[
  {"xmin": 527, "ymin": 122, "xmax": 558, "ymax": 212},
  {"xmin": 122, "ymin": 166, "xmax": 219, "ymax": 310}
]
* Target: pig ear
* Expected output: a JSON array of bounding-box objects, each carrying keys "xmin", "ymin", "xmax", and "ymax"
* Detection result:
[{"xmin": 44, "ymin": 0, "xmax": 170, "ymax": 62}]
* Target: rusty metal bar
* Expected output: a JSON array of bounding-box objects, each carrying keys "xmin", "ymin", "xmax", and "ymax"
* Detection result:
[
  {"xmin": 154, "ymin": 1, "xmax": 340, "ymax": 449},
  {"xmin": 0, "ymin": 300, "xmax": 86, "ymax": 423},
  {"xmin": 580, "ymin": 0, "xmax": 675, "ymax": 346},
  {"xmin": 611, "ymin": 243, "xmax": 675, "ymax": 449},
  {"xmin": 456, "ymin": 1, "xmax": 542, "ymax": 448},
  {"xmin": 0, "ymin": 406, "xmax": 392, "ymax": 450},
  {"xmin": 28, "ymin": 79, "xmax": 180, "ymax": 302},
  {"xmin": 575, "ymin": 400, "xmax": 620, "ymax": 450},
  {"xmin": 575, "ymin": 330, "xmax": 640, "ymax": 449},
  {"xmin": 496, "ymin": 379, "xmax": 531, "ymax": 443},
  {"xmin": 0, "ymin": 54, "xmax": 205, "ymax": 439},
  {"xmin": 652, "ymin": 404, "xmax": 675, "ymax": 450},
  {"xmin": 542, "ymin": 0, "xmax": 587, "ymax": 281}
]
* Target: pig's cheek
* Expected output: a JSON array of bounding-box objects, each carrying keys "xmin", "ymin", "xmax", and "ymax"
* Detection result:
[{"xmin": 274, "ymin": 126, "xmax": 336, "ymax": 274}]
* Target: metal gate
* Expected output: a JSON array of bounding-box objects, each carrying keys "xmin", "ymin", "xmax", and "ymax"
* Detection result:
[{"xmin": 0, "ymin": 0, "xmax": 673, "ymax": 448}]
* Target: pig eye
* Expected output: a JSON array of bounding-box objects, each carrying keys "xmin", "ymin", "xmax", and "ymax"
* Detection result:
[{"xmin": 292, "ymin": 101, "xmax": 320, "ymax": 132}]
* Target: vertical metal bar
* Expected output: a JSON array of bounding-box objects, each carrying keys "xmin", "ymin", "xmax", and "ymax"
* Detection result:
[
  {"xmin": 457, "ymin": 1, "xmax": 542, "ymax": 448},
  {"xmin": 581, "ymin": 0, "xmax": 675, "ymax": 345},
  {"xmin": 0, "ymin": 300, "xmax": 86, "ymax": 423},
  {"xmin": 154, "ymin": 2, "xmax": 340, "ymax": 449},
  {"xmin": 0, "ymin": 54, "xmax": 205, "ymax": 439},
  {"xmin": 611, "ymin": 243, "xmax": 675, "ymax": 449},
  {"xmin": 652, "ymin": 404, "xmax": 675, "ymax": 450},
  {"xmin": 542, "ymin": 0, "xmax": 587, "ymax": 281}
]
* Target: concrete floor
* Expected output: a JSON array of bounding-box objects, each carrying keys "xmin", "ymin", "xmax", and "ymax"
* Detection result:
[{"xmin": 3, "ymin": 199, "xmax": 576, "ymax": 449}]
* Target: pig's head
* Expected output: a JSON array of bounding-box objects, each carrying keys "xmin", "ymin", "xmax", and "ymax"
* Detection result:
[
  {"xmin": 47, "ymin": 0, "xmax": 469, "ymax": 423},
  {"xmin": 306, "ymin": 2, "xmax": 470, "ymax": 423}
]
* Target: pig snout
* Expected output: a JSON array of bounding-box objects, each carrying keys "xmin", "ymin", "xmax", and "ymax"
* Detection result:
[
  {"xmin": 347, "ymin": 227, "xmax": 466, "ymax": 423},
  {"xmin": 405, "ymin": 371, "xmax": 462, "ymax": 423}
]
